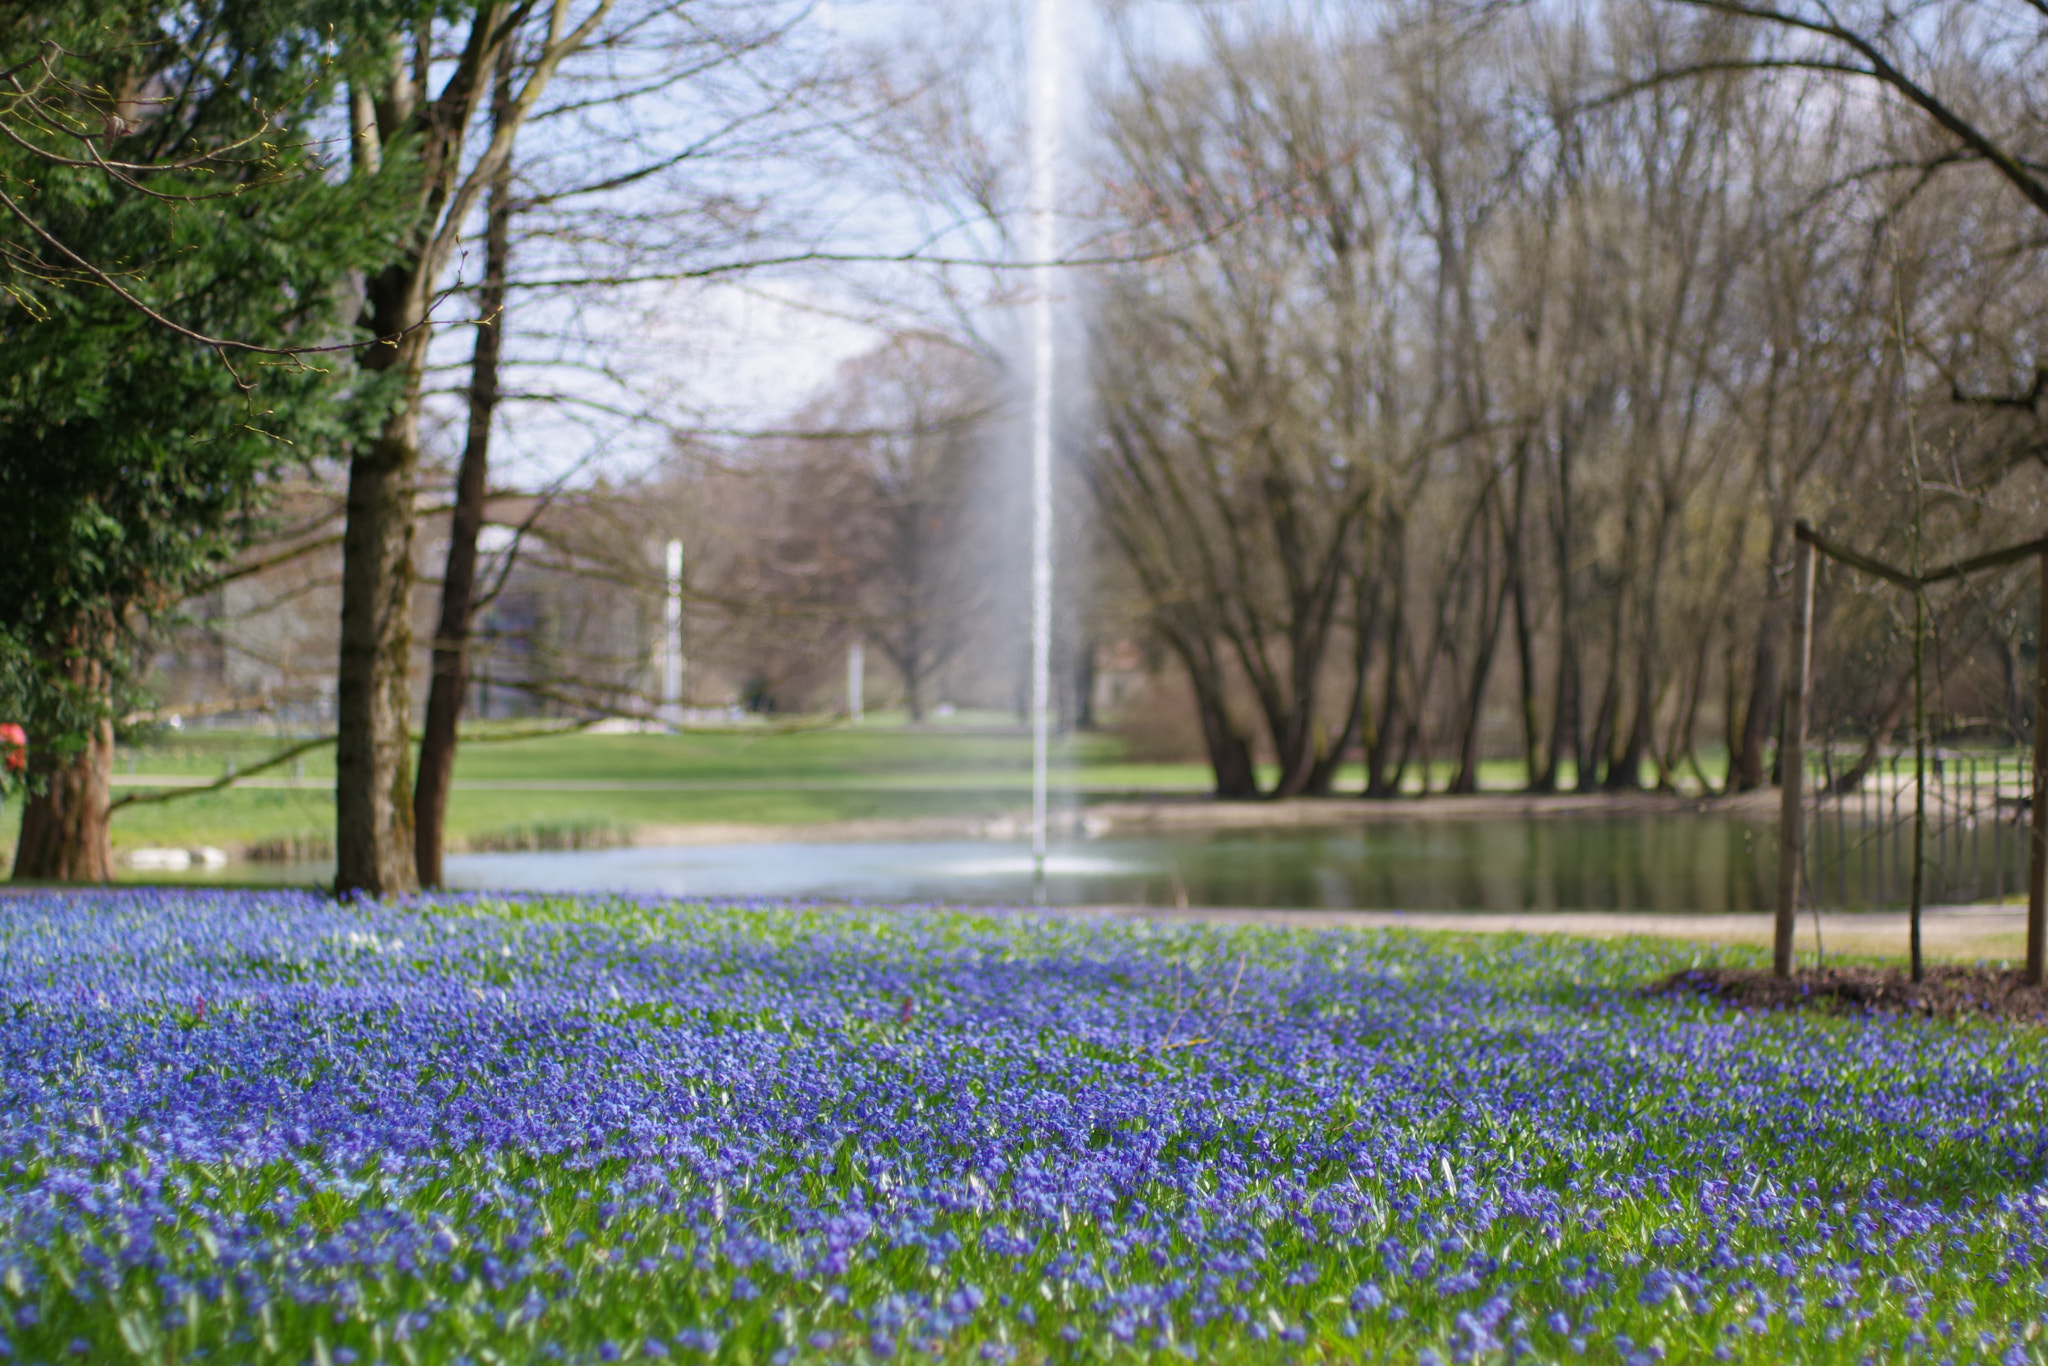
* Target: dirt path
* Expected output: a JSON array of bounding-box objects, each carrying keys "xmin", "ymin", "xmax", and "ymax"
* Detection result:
[{"xmin": 1064, "ymin": 903, "xmax": 2029, "ymax": 961}]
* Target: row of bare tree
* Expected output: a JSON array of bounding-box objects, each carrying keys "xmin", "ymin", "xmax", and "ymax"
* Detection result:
[{"xmin": 1085, "ymin": 0, "xmax": 2048, "ymax": 799}]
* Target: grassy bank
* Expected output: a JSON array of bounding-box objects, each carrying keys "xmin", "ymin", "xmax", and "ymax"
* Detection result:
[
  {"xmin": 103, "ymin": 723, "xmax": 1194, "ymax": 856},
  {"xmin": 0, "ymin": 891, "xmax": 2037, "ymax": 1364},
  {"xmin": 101, "ymin": 723, "xmax": 1740, "ymax": 858}
]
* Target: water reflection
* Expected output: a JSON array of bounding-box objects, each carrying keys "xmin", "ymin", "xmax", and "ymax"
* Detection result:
[
  {"xmin": 133, "ymin": 813, "xmax": 2021, "ymax": 912},
  {"xmin": 422, "ymin": 816, "xmax": 1792, "ymax": 912}
]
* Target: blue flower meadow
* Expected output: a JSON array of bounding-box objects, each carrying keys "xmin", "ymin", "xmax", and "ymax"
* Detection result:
[{"xmin": 0, "ymin": 889, "xmax": 2040, "ymax": 1364}]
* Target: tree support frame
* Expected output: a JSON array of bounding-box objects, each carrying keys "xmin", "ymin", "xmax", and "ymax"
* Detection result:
[{"xmin": 1780, "ymin": 519, "xmax": 2048, "ymax": 984}]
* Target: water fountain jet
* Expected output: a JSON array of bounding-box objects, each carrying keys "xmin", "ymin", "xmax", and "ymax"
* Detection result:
[{"xmin": 1026, "ymin": 0, "xmax": 1067, "ymax": 897}]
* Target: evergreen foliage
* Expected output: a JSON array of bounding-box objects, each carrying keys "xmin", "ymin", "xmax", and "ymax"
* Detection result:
[{"xmin": 0, "ymin": 0, "xmax": 406, "ymax": 759}]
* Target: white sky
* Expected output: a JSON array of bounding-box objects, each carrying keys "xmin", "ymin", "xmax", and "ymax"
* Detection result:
[{"xmin": 411, "ymin": 0, "xmax": 1134, "ymax": 490}]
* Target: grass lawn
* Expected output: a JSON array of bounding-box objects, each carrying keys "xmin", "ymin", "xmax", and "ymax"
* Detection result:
[
  {"xmin": 99, "ymin": 725, "xmax": 1768, "ymax": 858},
  {"xmin": 1, "ymin": 889, "xmax": 2040, "ymax": 1363},
  {"xmin": 100, "ymin": 724, "xmax": 1211, "ymax": 856}
]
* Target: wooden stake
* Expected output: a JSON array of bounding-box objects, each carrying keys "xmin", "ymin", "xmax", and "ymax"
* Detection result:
[
  {"xmin": 1775, "ymin": 526, "xmax": 1816, "ymax": 978},
  {"xmin": 1910, "ymin": 587, "xmax": 1926, "ymax": 983},
  {"xmin": 2030, "ymin": 548, "xmax": 2048, "ymax": 985}
]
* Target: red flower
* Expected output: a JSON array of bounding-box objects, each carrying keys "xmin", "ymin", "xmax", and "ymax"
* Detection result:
[{"xmin": 0, "ymin": 724, "xmax": 23, "ymax": 773}]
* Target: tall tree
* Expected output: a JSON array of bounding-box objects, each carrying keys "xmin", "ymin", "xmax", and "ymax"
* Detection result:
[
  {"xmin": 815, "ymin": 336, "xmax": 993, "ymax": 723},
  {"xmin": 677, "ymin": 335, "xmax": 995, "ymax": 723},
  {"xmin": 337, "ymin": 0, "xmax": 612, "ymax": 896},
  {"xmin": 1093, "ymin": 15, "xmax": 1434, "ymax": 798},
  {"xmin": 413, "ymin": 49, "xmax": 516, "ymax": 891},
  {"xmin": 410, "ymin": 0, "xmax": 835, "ymax": 886},
  {"xmin": 0, "ymin": 0, "xmax": 394, "ymax": 879}
]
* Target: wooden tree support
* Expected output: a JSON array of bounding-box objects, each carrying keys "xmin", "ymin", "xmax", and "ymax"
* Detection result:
[
  {"xmin": 1783, "ymin": 520, "xmax": 2048, "ymax": 985},
  {"xmin": 2033, "ymin": 548, "xmax": 2048, "ymax": 986},
  {"xmin": 1774, "ymin": 530, "xmax": 1814, "ymax": 977}
]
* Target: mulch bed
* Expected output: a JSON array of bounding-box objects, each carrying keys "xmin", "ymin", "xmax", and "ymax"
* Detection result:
[{"xmin": 1655, "ymin": 965, "xmax": 2048, "ymax": 1025}]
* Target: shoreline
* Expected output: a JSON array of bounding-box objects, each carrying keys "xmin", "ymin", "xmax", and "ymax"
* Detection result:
[
  {"xmin": 625, "ymin": 787, "xmax": 1784, "ymax": 849},
  {"xmin": 109, "ymin": 787, "xmax": 1795, "ymax": 867},
  {"xmin": 1070, "ymin": 903, "xmax": 2029, "ymax": 961},
  {"xmin": 112, "ymin": 792, "xmax": 2009, "ymax": 962}
]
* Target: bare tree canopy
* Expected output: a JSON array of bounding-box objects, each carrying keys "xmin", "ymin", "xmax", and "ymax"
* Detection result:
[{"xmin": 1089, "ymin": 0, "xmax": 2048, "ymax": 799}]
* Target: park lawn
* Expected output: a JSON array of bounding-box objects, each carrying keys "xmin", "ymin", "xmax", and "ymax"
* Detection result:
[
  {"xmin": 100, "ymin": 726, "xmax": 1759, "ymax": 859},
  {"xmin": 104, "ymin": 783, "xmax": 1057, "ymax": 853},
  {"xmin": 102, "ymin": 726, "xmax": 1210, "ymax": 855},
  {"xmin": 113, "ymin": 722, "xmax": 1142, "ymax": 784},
  {"xmin": 0, "ymin": 890, "xmax": 2039, "ymax": 1366},
  {"xmin": 111, "ymin": 726, "xmax": 1706, "ymax": 793}
]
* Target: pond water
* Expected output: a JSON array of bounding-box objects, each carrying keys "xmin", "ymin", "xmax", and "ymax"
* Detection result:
[
  {"xmin": 130, "ymin": 809, "xmax": 2018, "ymax": 912},
  {"xmin": 141, "ymin": 810, "xmax": 2024, "ymax": 912},
  {"xmin": 440, "ymin": 817, "xmax": 1791, "ymax": 911}
]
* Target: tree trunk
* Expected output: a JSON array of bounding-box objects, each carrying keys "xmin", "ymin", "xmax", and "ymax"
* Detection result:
[
  {"xmin": 1267, "ymin": 675, "xmax": 1331, "ymax": 798},
  {"xmin": 1169, "ymin": 634, "xmax": 1256, "ymax": 798},
  {"xmin": 12, "ymin": 651, "xmax": 112, "ymax": 883},
  {"xmin": 1733, "ymin": 623, "xmax": 1779, "ymax": 792},
  {"xmin": 1407, "ymin": 685, "xmax": 1436, "ymax": 795},
  {"xmin": 1585, "ymin": 552, "xmax": 1632, "ymax": 791},
  {"xmin": 1604, "ymin": 666, "xmax": 1650, "ymax": 791},
  {"xmin": 1585, "ymin": 646, "xmax": 1619, "ymax": 792},
  {"xmin": 1232, "ymin": 521, "xmax": 1352, "ymax": 800},
  {"xmin": 1508, "ymin": 484, "xmax": 1545, "ymax": 790},
  {"xmin": 1196, "ymin": 691, "xmax": 1258, "ymax": 798},
  {"xmin": 414, "ymin": 57, "xmax": 515, "ymax": 891},
  {"xmin": 1665, "ymin": 613, "xmax": 1717, "ymax": 791},
  {"xmin": 1618, "ymin": 516, "xmax": 1679, "ymax": 792},
  {"xmin": 1307, "ymin": 566, "xmax": 1380, "ymax": 798},
  {"xmin": 1591, "ymin": 493, "xmax": 1637, "ymax": 790},
  {"xmin": 2000, "ymin": 633, "xmax": 2026, "ymax": 744},
  {"xmin": 1266, "ymin": 552, "xmax": 1353, "ymax": 798},
  {"xmin": 1717, "ymin": 635, "xmax": 1741, "ymax": 796},
  {"xmin": 1450, "ymin": 576, "xmax": 1509, "ymax": 794},
  {"xmin": 1268, "ymin": 701, "xmax": 1319, "ymax": 798},
  {"xmin": 14, "ymin": 725, "xmax": 113, "ymax": 882},
  {"xmin": 1539, "ymin": 436, "xmax": 1581, "ymax": 792},
  {"xmin": 1450, "ymin": 491, "xmax": 1511, "ymax": 795},
  {"xmin": 336, "ymin": 265, "xmax": 427, "ymax": 898},
  {"xmin": 1073, "ymin": 638, "xmax": 1097, "ymax": 730},
  {"xmin": 337, "ymin": 6, "xmax": 549, "ymax": 898},
  {"xmin": 1607, "ymin": 571, "xmax": 1661, "ymax": 792},
  {"xmin": 1367, "ymin": 653, "xmax": 1409, "ymax": 795},
  {"xmin": 1365, "ymin": 526, "xmax": 1408, "ymax": 797},
  {"xmin": 1732, "ymin": 524, "xmax": 1790, "ymax": 791},
  {"xmin": 1553, "ymin": 626, "xmax": 1585, "ymax": 791},
  {"xmin": 1302, "ymin": 726, "xmax": 1344, "ymax": 798},
  {"xmin": 900, "ymin": 643, "xmax": 926, "ymax": 722}
]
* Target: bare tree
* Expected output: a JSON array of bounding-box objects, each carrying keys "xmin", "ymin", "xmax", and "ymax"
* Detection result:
[
  {"xmin": 1083, "ymin": 0, "xmax": 2048, "ymax": 804},
  {"xmin": 681, "ymin": 333, "xmax": 997, "ymax": 720},
  {"xmin": 338, "ymin": 0, "xmax": 614, "ymax": 897},
  {"xmin": 1092, "ymin": 14, "xmax": 1424, "ymax": 797}
]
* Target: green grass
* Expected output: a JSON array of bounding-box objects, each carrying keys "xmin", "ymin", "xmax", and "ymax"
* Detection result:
[
  {"xmin": 104, "ymin": 724, "xmax": 1240, "ymax": 856},
  {"xmin": 94, "ymin": 726, "xmax": 1982, "ymax": 860},
  {"xmin": 98, "ymin": 727, "xmax": 1752, "ymax": 860}
]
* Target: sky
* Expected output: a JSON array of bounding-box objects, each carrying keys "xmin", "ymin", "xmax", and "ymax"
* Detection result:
[{"xmin": 419, "ymin": 0, "xmax": 1107, "ymax": 491}]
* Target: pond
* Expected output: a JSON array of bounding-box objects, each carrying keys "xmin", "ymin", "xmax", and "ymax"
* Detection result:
[
  {"xmin": 442, "ymin": 818, "xmax": 1784, "ymax": 911},
  {"xmin": 138, "ymin": 810, "xmax": 2014, "ymax": 912}
]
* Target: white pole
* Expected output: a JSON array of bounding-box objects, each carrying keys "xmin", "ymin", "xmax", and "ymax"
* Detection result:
[
  {"xmin": 847, "ymin": 640, "xmax": 865, "ymax": 723},
  {"xmin": 663, "ymin": 538, "xmax": 684, "ymax": 727},
  {"xmin": 1028, "ymin": 0, "xmax": 1064, "ymax": 890}
]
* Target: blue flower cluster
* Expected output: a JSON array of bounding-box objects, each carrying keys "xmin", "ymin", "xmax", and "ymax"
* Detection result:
[{"xmin": 0, "ymin": 889, "xmax": 2039, "ymax": 1364}]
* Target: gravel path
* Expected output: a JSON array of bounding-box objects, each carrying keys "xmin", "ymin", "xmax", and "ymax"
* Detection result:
[{"xmin": 1074, "ymin": 902, "xmax": 2030, "ymax": 961}]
